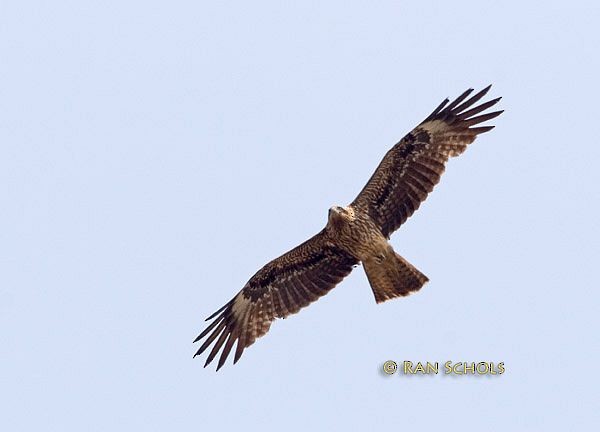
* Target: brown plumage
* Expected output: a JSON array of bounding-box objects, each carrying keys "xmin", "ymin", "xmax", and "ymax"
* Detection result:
[{"xmin": 194, "ymin": 85, "xmax": 503, "ymax": 370}]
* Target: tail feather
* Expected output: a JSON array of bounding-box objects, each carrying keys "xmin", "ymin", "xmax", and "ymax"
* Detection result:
[{"xmin": 363, "ymin": 250, "xmax": 428, "ymax": 303}]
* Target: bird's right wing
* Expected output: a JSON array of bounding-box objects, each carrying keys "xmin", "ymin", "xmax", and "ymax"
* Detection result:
[{"xmin": 193, "ymin": 230, "xmax": 358, "ymax": 370}]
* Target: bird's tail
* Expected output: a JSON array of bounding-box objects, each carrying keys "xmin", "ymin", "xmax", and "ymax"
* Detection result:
[{"xmin": 363, "ymin": 247, "xmax": 428, "ymax": 304}]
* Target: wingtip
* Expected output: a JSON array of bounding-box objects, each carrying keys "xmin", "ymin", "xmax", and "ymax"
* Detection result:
[
  {"xmin": 486, "ymin": 109, "xmax": 504, "ymax": 119},
  {"xmin": 233, "ymin": 347, "xmax": 244, "ymax": 365},
  {"xmin": 478, "ymin": 84, "xmax": 493, "ymax": 99},
  {"xmin": 204, "ymin": 302, "xmax": 230, "ymax": 321},
  {"xmin": 470, "ymin": 125, "xmax": 496, "ymax": 134}
]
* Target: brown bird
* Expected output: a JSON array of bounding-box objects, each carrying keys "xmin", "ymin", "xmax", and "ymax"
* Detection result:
[{"xmin": 194, "ymin": 85, "xmax": 502, "ymax": 370}]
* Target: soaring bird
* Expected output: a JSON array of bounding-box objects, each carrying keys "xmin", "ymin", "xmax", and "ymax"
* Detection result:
[{"xmin": 194, "ymin": 85, "xmax": 502, "ymax": 370}]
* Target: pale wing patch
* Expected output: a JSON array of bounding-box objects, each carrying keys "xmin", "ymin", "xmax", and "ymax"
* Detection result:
[{"xmin": 419, "ymin": 119, "xmax": 447, "ymax": 134}]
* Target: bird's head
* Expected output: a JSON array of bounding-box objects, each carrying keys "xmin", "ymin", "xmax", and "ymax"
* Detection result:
[{"xmin": 328, "ymin": 205, "xmax": 355, "ymax": 225}]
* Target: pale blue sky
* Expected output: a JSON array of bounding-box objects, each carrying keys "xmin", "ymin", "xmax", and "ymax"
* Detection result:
[{"xmin": 2, "ymin": 1, "xmax": 599, "ymax": 430}]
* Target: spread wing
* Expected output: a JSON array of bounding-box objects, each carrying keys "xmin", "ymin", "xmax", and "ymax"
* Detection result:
[
  {"xmin": 193, "ymin": 230, "xmax": 358, "ymax": 370},
  {"xmin": 352, "ymin": 85, "xmax": 503, "ymax": 238}
]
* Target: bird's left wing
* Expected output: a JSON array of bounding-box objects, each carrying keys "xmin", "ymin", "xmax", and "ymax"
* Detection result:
[
  {"xmin": 351, "ymin": 85, "xmax": 503, "ymax": 238},
  {"xmin": 194, "ymin": 230, "xmax": 358, "ymax": 370}
]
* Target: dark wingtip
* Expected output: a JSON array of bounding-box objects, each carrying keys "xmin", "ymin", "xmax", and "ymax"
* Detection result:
[
  {"xmin": 457, "ymin": 97, "xmax": 503, "ymax": 121},
  {"xmin": 233, "ymin": 343, "xmax": 244, "ymax": 364},
  {"xmin": 451, "ymin": 85, "xmax": 494, "ymax": 114},
  {"xmin": 423, "ymin": 85, "xmax": 500, "ymax": 125},
  {"xmin": 476, "ymin": 84, "xmax": 493, "ymax": 98},
  {"xmin": 205, "ymin": 302, "xmax": 229, "ymax": 321},
  {"xmin": 463, "ymin": 110, "xmax": 504, "ymax": 127},
  {"xmin": 470, "ymin": 125, "xmax": 496, "ymax": 134},
  {"xmin": 424, "ymin": 97, "xmax": 450, "ymax": 122},
  {"xmin": 444, "ymin": 88, "xmax": 474, "ymax": 112}
]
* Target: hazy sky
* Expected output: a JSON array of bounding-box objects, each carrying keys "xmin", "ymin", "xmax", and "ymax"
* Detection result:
[{"xmin": 2, "ymin": 1, "xmax": 599, "ymax": 430}]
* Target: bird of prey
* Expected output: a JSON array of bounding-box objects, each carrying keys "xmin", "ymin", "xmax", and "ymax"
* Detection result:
[{"xmin": 194, "ymin": 85, "xmax": 502, "ymax": 370}]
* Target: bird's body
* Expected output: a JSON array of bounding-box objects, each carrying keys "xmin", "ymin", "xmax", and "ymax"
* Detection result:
[
  {"xmin": 327, "ymin": 205, "xmax": 387, "ymax": 261},
  {"xmin": 194, "ymin": 86, "xmax": 503, "ymax": 370},
  {"xmin": 325, "ymin": 205, "xmax": 425, "ymax": 303}
]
